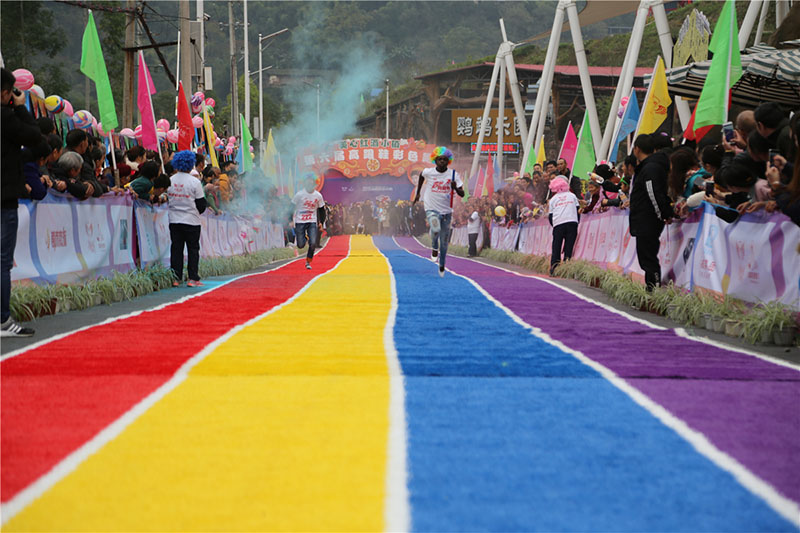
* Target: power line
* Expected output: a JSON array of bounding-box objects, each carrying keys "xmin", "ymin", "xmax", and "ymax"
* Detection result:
[{"xmin": 53, "ymin": 0, "xmax": 135, "ymax": 14}]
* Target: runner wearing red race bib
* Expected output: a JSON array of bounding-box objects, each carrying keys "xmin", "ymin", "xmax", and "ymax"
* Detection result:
[
  {"xmin": 413, "ymin": 146, "xmax": 464, "ymax": 277},
  {"xmin": 292, "ymin": 175, "xmax": 325, "ymax": 270}
]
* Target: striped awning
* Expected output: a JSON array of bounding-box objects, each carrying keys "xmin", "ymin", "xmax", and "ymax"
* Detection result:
[{"xmin": 644, "ymin": 45, "xmax": 800, "ymax": 107}]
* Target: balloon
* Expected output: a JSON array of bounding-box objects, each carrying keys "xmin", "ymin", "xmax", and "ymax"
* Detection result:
[
  {"xmin": 191, "ymin": 115, "xmax": 204, "ymax": 128},
  {"xmin": 166, "ymin": 129, "xmax": 180, "ymax": 143},
  {"xmin": 620, "ymin": 96, "xmax": 629, "ymax": 106},
  {"xmin": 134, "ymin": 125, "xmax": 143, "ymax": 138},
  {"xmin": 204, "ymin": 105, "xmax": 215, "ymax": 118},
  {"xmin": 214, "ymin": 137, "xmax": 224, "ymax": 148},
  {"xmin": 73, "ymin": 110, "xmax": 94, "ymax": 129},
  {"xmin": 96, "ymin": 121, "xmax": 110, "ymax": 137},
  {"xmin": 157, "ymin": 130, "xmax": 167, "ymax": 141},
  {"xmin": 191, "ymin": 93, "xmax": 204, "ymax": 113},
  {"xmin": 617, "ymin": 105, "xmax": 625, "ymax": 119},
  {"xmin": 62, "ymin": 100, "xmax": 74, "ymax": 117},
  {"xmin": 224, "ymin": 146, "xmax": 234, "ymax": 156},
  {"xmin": 204, "ymin": 97, "xmax": 215, "ymax": 108},
  {"xmin": 193, "ymin": 91, "xmax": 205, "ymax": 102},
  {"xmin": 12, "ymin": 69, "xmax": 34, "ymax": 91},
  {"xmin": 156, "ymin": 118, "xmax": 170, "ymax": 132},
  {"xmin": 494, "ymin": 205, "xmax": 506, "ymax": 217},
  {"xmin": 119, "ymin": 128, "xmax": 135, "ymax": 138},
  {"xmin": 91, "ymin": 117, "xmax": 99, "ymax": 132},
  {"xmin": 228, "ymin": 136, "xmax": 236, "ymax": 144},
  {"xmin": 44, "ymin": 95, "xmax": 65, "ymax": 113},
  {"xmin": 30, "ymin": 84, "xmax": 45, "ymax": 100}
]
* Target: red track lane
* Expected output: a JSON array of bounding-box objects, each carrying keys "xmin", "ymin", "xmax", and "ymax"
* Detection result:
[{"xmin": 0, "ymin": 237, "xmax": 350, "ymax": 502}]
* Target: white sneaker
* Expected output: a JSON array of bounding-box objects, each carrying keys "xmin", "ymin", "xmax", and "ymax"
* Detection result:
[
  {"xmin": 431, "ymin": 249, "xmax": 438, "ymax": 262},
  {"xmin": 305, "ymin": 262, "xmax": 312, "ymax": 270},
  {"xmin": 1, "ymin": 318, "xmax": 34, "ymax": 337},
  {"xmin": 439, "ymin": 266, "xmax": 445, "ymax": 277}
]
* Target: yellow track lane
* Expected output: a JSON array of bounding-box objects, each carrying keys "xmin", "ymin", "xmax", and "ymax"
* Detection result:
[{"xmin": 5, "ymin": 235, "xmax": 394, "ymax": 532}]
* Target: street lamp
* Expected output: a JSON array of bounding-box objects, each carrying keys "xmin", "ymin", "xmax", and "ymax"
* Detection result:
[{"xmin": 257, "ymin": 28, "xmax": 289, "ymax": 162}]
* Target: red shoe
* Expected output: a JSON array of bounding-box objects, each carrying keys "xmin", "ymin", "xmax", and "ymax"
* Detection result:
[
  {"xmin": 172, "ymin": 281, "xmax": 180, "ymax": 287},
  {"xmin": 186, "ymin": 280, "xmax": 205, "ymax": 287}
]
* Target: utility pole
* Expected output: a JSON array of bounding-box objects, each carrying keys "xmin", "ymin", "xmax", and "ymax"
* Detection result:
[
  {"xmin": 228, "ymin": 0, "xmax": 239, "ymax": 138},
  {"xmin": 243, "ymin": 0, "xmax": 250, "ymax": 129},
  {"xmin": 180, "ymin": 0, "xmax": 192, "ymax": 93},
  {"xmin": 197, "ymin": 0, "xmax": 205, "ymax": 91},
  {"xmin": 122, "ymin": 0, "xmax": 137, "ymax": 128}
]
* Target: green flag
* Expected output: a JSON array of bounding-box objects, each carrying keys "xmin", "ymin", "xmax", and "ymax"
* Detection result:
[
  {"xmin": 571, "ymin": 110, "xmax": 596, "ymax": 181},
  {"xmin": 80, "ymin": 11, "xmax": 118, "ymax": 131},
  {"xmin": 239, "ymin": 113, "xmax": 254, "ymax": 172},
  {"xmin": 693, "ymin": 0, "xmax": 741, "ymax": 131}
]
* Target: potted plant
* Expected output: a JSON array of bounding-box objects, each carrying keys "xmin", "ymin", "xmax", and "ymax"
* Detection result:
[
  {"xmin": 716, "ymin": 295, "xmax": 746, "ymax": 335},
  {"xmin": 751, "ymin": 301, "xmax": 798, "ymax": 346},
  {"xmin": 650, "ymin": 283, "xmax": 681, "ymax": 316}
]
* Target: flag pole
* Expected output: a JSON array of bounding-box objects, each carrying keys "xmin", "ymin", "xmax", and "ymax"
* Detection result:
[
  {"xmin": 557, "ymin": 121, "xmax": 571, "ymax": 162},
  {"xmin": 140, "ymin": 51, "xmax": 165, "ymax": 174}
]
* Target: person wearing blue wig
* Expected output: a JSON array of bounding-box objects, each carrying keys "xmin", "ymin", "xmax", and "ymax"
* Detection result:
[{"xmin": 167, "ymin": 150, "xmax": 207, "ymax": 287}]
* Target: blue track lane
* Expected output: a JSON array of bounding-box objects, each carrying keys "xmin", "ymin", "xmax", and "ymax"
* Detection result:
[{"xmin": 374, "ymin": 236, "xmax": 792, "ymax": 532}]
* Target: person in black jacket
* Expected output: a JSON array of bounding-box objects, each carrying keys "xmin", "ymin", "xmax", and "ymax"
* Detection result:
[
  {"xmin": 629, "ymin": 133, "xmax": 674, "ymax": 291},
  {"xmin": 64, "ymin": 129, "xmax": 107, "ymax": 197},
  {"xmin": 1, "ymin": 68, "xmax": 41, "ymax": 337}
]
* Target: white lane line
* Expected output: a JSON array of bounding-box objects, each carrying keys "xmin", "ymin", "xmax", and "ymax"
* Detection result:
[
  {"xmin": 373, "ymin": 237, "xmax": 411, "ymax": 533},
  {"xmin": 0, "ymin": 238, "xmax": 352, "ymax": 526},
  {"xmin": 396, "ymin": 236, "xmax": 800, "ymax": 527}
]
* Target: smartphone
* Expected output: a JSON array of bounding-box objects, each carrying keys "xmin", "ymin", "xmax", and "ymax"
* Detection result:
[
  {"xmin": 705, "ymin": 181, "xmax": 714, "ymax": 195},
  {"xmin": 769, "ymin": 149, "xmax": 779, "ymax": 164},
  {"xmin": 722, "ymin": 121, "xmax": 735, "ymax": 143}
]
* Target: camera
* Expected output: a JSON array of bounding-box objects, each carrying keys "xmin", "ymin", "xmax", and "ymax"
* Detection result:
[{"xmin": 12, "ymin": 88, "xmax": 21, "ymax": 96}]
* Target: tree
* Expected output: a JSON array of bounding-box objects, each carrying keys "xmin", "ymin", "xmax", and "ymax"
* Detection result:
[
  {"xmin": 216, "ymin": 74, "xmax": 287, "ymax": 139},
  {"xmin": 0, "ymin": 1, "xmax": 69, "ymax": 95}
]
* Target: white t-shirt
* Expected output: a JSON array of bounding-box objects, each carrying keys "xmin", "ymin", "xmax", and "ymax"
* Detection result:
[
  {"xmin": 421, "ymin": 167, "xmax": 463, "ymax": 215},
  {"xmin": 467, "ymin": 211, "xmax": 481, "ymax": 233},
  {"xmin": 548, "ymin": 191, "xmax": 579, "ymax": 226},
  {"xmin": 292, "ymin": 189, "xmax": 325, "ymax": 224},
  {"xmin": 168, "ymin": 171, "xmax": 206, "ymax": 226}
]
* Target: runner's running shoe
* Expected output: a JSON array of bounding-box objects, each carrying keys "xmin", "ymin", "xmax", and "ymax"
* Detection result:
[
  {"xmin": 186, "ymin": 280, "xmax": 205, "ymax": 287},
  {"xmin": 439, "ymin": 266, "xmax": 445, "ymax": 277}
]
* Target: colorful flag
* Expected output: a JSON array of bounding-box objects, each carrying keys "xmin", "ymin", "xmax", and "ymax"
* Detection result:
[
  {"xmin": 483, "ymin": 153, "xmax": 495, "ymax": 196},
  {"xmin": 558, "ymin": 121, "xmax": 579, "ymax": 168},
  {"xmin": 683, "ymin": 102, "xmax": 715, "ymax": 142},
  {"xmin": 536, "ymin": 136, "xmax": 547, "ymax": 167},
  {"xmin": 137, "ymin": 51, "xmax": 158, "ymax": 150},
  {"xmin": 572, "ymin": 110, "xmax": 596, "ymax": 180},
  {"xmin": 473, "ymin": 166, "xmax": 486, "ymax": 197},
  {"xmin": 635, "ymin": 56, "xmax": 672, "ymax": 137},
  {"xmin": 202, "ymin": 104, "xmax": 218, "ymax": 168},
  {"xmin": 177, "ymin": 82, "xmax": 194, "ymax": 151},
  {"xmin": 609, "ymin": 91, "xmax": 640, "ymax": 161},
  {"xmin": 80, "ymin": 11, "xmax": 118, "ymax": 131},
  {"xmin": 694, "ymin": 0, "xmax": 741, "ymax": 131},
  {"xmin": 238, "ymin": 114, "xmax": 254, "ymax": 173},
  {"xmin": 262, "ymin": 128, "xmax": 278, "ymax": 181}
]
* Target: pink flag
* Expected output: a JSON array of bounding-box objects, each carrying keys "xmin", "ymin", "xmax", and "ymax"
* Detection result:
[
  {"xmin": 473, "ymin": 167, "xmax": 486, "ymax": 197},
  {"xmin": 137, "ymin": 51, "xmax": 159, "ymax": 150},
  {"xmin": 557, "ymin": 121, "xmax": 579, "ymax": 169}
]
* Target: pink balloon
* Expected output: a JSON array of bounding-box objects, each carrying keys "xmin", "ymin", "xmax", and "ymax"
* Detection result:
[
  {"xmin": 62, "ymin": 100, "xmax": 74, "ymax": 117},
  {"xmin": 119, "ymin": 128, "xmax": 135, "ymax": 138},
  {"xmin": 96, "ymin": 121, "xmax": 110, "ymax": 137},
  {"xmin": 621, "ymin": 96, "xmax": 629, "ymax": 106},
  {"xmin": 156, "ymin": 118, "xmax": 170, "ymax": 132},
  {"xmin": 204, "ymin": 97, "xmax": 215, "ymax": 108},
  {"xmin": 134, "ymin": 125, "xmax": 143, "ymax": 138},
  {"xmin": 214, "ymin": 137, "xmax": 224, "ymax": 148},
  {"xmin": 228, "ymin": 136, "xmax": 236, "ymax": 144},
  {"xmin": 166, "ymin": 129, "xmax": 180, "ymax": 143},
  {"xmin": 12, "ymin": 69, "xmax": 34, "ymax": 91},
  {"xmin": 191, "ymin": 115, "xmax": 204, "ymax": 128}
]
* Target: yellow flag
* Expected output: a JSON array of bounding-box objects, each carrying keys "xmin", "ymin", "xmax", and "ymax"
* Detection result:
[
  {"xmin": 536, "ymin": 136, "xmax": 546, "ymax": 166},
  {"xmin": 202, "ymin": 104, "xmax": 219, "ymax": 168},
  {"xmin": 636, "ymin": 56, "xmax": 672, "ymax": 136},
  {"xmin": 261, "ymin": 129, "xmax": 278, "ymax": 177}
]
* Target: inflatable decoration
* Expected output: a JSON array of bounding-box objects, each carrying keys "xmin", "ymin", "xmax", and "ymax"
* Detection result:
[
  {"xmin": 72, "ymin": 110, "xmax": 94, "ymax": 129},
  {"xmin": 12, "ymin": 69, "xmax": 34, "ymax": 91},
  {"xmin": 44, "ymin": 95, "xmax": 65, "ymax": 113}
]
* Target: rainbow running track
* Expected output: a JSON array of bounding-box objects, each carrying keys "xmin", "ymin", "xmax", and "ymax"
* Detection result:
[{"xmin": 1, "ymin": 235, "xmax": 798, "ymax": 531}]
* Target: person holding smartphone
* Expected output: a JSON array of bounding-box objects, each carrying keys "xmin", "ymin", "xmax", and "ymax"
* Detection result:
[{"xmin": 1, "ymin": 68, "xmax": 43, "ymax": 337}]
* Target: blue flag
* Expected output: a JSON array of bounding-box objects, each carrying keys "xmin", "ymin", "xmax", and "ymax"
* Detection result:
[{"xmin": 609, "ymin": 91, "xmax": 640, "ymax": 162}]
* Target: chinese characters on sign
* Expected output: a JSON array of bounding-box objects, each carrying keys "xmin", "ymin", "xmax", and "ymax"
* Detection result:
[
  {"xmin": 450, "ymin": 109, "xmax": 524, "ymax": 144},
  {"xmin": 298, "ymin": 138, "xmax": 431, "ymax": 179}
]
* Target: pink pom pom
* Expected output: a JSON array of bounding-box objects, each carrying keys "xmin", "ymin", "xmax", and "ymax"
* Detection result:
[{"xmin": 12, "ymin": 69, "xmax": 34, "ymax": 91}]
